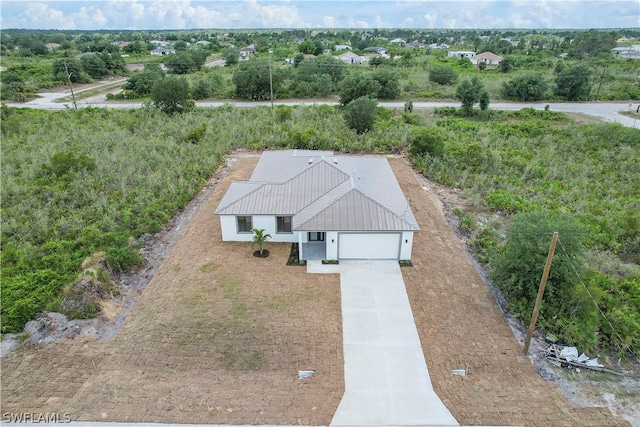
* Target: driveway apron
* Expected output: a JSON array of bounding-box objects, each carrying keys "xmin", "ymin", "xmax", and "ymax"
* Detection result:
[{"xmin": 329, "ymin": 260, "xmax": 459, "ymax": 426}]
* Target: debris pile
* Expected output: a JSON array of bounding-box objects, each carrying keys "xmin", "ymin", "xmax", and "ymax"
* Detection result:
[{"xmin": 545, "ymin": 343, "xmax": 622, "ymax": 376}]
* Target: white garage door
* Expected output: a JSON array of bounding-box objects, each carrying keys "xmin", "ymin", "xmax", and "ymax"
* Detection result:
[{"xmin": 338, "ymin": 233, "xmax": 401, "ymax": 260}]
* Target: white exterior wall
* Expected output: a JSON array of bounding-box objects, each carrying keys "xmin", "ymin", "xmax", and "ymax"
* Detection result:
[
  {"xmin": 399, "ymin": 231, "xmax": 414, "ymax": 260},
  {"xmin": 219, "ymin": 215, "xmax": 298, "ymax": 243}
]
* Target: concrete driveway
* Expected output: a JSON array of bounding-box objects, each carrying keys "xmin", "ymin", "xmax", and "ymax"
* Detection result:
[{"xmin": 317, "ymin": 260, "xmax": 459, "ymax": 426}]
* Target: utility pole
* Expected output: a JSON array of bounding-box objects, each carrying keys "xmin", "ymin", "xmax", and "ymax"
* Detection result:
[
  {"xmin": 523, "ymin": 232, "xmax": 559, "ymax": 354},
  {"xmin": 268, "ymin": 53, "xmax": 274, "ymax": 110},
  {"xmin": 594, "ymin": 67, "xmax": 607, "ymax": 102},
  {"xmin": 63, "ymin": 61, "xmax": 78, "ymax": 111}
]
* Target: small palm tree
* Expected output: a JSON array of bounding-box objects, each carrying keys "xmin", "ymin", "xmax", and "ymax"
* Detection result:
[{"xmin": 251, "ymin": 228, "xmax": 271, "ymax": 255}]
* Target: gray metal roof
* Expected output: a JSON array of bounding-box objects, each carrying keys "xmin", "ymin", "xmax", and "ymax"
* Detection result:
[{"xmin": 214, "ymin": 150, "xmax": 419, "ymax": 232}]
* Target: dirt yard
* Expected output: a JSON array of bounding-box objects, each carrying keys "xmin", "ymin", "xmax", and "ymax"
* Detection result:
[
  {"xmin": 1, "ymin": 155, "xmax": 343, "ymax": 424},
  {"xmin": 0, "ymin": 153, "xmax": 632, "ymax": 426}
]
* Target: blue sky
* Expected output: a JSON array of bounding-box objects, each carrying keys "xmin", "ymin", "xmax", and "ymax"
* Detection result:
[{"xmin": 1, "ymin": 0, "xmax": 638, "ymax": 30}]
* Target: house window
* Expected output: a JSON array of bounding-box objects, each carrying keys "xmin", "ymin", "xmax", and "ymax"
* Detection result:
[
  {"xmin": 236, "ymin": 216, "xmax": 252, "ymax": 233},
  {"xmin": 308, "ymin": 232, "xmax": 325, "ymax": 242},
  {"xmin": 276, "ymin": 216, "xmax": 292, "ymax": 233}
]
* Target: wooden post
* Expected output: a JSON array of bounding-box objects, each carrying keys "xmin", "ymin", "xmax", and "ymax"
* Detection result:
[
  {"xmin": 63, "ymin": 61, "xmax": 78, "ymax": 111},
  {"xmin": 523, "ymin": 232, "xmax": 559, "ymax": 354},
  {"xmin": 268, "ymin": 54, "xmax": 274, "ymax": 110}
]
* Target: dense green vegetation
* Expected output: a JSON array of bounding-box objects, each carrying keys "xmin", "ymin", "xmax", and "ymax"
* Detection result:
[
  {"xmin": 2, "ymin": 28, "xmax": 639, "ymax": 103},
  {"xmin": 1, "ymin": 104, "xmax": 638, "ymax": 357}
]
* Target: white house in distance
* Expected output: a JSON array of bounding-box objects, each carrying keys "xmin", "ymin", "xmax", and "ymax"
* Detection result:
[
  {"xmin": 471, "ymin": 51, "xmax": 504, "ymax": 66},
  {"xmin": 447, "ymin": 50, "xmax": 475, "ymax": 59},
  {"xmin": 214, "ymin": 150, "xmax": 419, "ymax": 261},
  {"xmin": 336, "ymin": 51, "xmax": 363, "ymax": 64}
]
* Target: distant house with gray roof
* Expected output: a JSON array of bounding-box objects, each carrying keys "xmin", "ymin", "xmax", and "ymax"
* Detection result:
[
  {"xmin": 471, "ymin": 51, "xmax": 504, "ymax": 66},
  {"xmin": 150, "ymin": 47, "xmax": 176, "ymax": 56},
  {"xmin": 337, "ymin": 51, "xmax": 363, "ymax": 64},
  {"xmin": 214, "ymin": 150, "xmax": 419, "ymax": 261}
]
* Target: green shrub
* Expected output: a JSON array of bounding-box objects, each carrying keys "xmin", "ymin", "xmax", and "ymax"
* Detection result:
[
  {"xmin": 183, "ymin": 124, "xmax": 207, "ymax": 144},
  {"xmin": 486, "ymin": 189, "xmax": 528, "ymax": 214},
  {"xmin": 490, "ymin": 212, "xmax": 587, "ymax": 332},
  {"xmin": 105, "ymin": 247, "xmax": 143, "ymax": 273},
  {"xmin": 408, "ymin": 126, "xmax": 445, "ymax": 158},
  {"xmin": 429, "ymin": 65, "xmax": 458, "ymax": 85}
]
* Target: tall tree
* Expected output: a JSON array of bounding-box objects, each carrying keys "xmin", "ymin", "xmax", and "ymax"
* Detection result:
[
  {"xmin": 339, "ymin": 74, "xmax": 381, "ymax": 106},
  {"xmin": 490, "ymin": 211, "xmax": 587, "ymax": 327},
  {"xmin": 151, "ymin": 76, "xmax": 194, "ymax": 114},
  {"xmin": 455, "ymin": 76, "xmax": 490, "ymax": 115},
  {"xmin": 222, "ymin": 47, "xmax": 240, "ymax": 66},
  {"xmin": 232, "ymin": 57, "xmax": 283, "ymax": 100},
  {"xmin": 501, "ymin": 72, "xmax": 549, "ymax": 102},
  {"xmin": 555, "ymin": 63, "xmax": 592, "ymax": 101},
  {"xmin": 342, "ymin": 96, "xmax": 378, "ymax": 134}
]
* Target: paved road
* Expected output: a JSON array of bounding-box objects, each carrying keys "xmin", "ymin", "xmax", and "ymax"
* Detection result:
[{"xmin": 5, "ymin": 90, "xmax": 638, "ymax": 128}]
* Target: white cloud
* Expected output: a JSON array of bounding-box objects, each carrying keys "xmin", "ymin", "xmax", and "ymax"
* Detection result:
[
  {"xmin": 323, "ymin": 15, "xmax": 339, "ymax": 27},
  {"xmin": 1, "ymin": 0, "xmax": 636, "ymax": 30},
  {"xmin": 242, "ymin": 0, "xmax": 304, "ymax": 27},
  {"xmin": 347, "ymin": 18, "xmax": 371, "ymax": 28},
  {"xmin": 402, "ymin": 17, "xmax": 414, "ymax": 27},
  {"xmin": 422, "ymin": 12, "xmax": 438, "ymax": 27},
  {"xmin": 15, "ymin": 2, "xmax": 74, "ymax": 29}
]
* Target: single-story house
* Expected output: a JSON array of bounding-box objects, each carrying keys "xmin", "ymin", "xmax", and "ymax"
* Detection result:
[
  {"xmin": 214, "ymin": 150, "xmax": 419, "ymax": 261},
  {"xmin": 337, "ymin": 51, "xmax": 363, "ymax": 64},
  {"xmin": 407, "ymin": 40, "xmax": 425, "ymax": 49},
  {"xmin": 45, "ymin": 43, "xmax": 61, "ymax": 51},
  {"xmin": 364, "ymin": 46, "xmax": 389, "ymax": 55},
  {"xmin": 240, "ymin": 44, "xmax": 256, "ymax": 61},
  {"xmin": 334, "ymin": 44, "xmax": 351, "ymax": 51},
  {"xmin": 447, "ymin": 50, "xmax": 476, "ymax": 59},
  {"xmin": 150, "ymin": 48, "xmax": 176, "ymax": 56},
  {"xmin": 612, "ymin": 45, "xmax": 640, "ymax": 59},
  {"xmin": 471, "ymin": 51, "xmax": 504, "ymax": 66},
  {"xmin": 150, "ymin": 40, "xmax": 171, "ymax": 47}
]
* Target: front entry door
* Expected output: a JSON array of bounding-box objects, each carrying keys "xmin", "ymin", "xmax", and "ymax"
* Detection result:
[{"xmin": 308, "ymin": 232, "xmax": 325, "ymax": 242}]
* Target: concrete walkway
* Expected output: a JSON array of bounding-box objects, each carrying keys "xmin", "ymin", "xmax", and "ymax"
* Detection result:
[{"xmin": 309, "ymin": 260, "xmax": 458, "ymax": 426}]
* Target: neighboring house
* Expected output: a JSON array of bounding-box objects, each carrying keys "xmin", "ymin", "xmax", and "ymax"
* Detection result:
[
  {"xmin": 429, "ymin": 43, "xmax": 449, "ymax": 50},
  {"xmin": 150, "ymin": 40, "xmax": 171, "ymax": 47},
  {"xmin": 406, "ymin": 40, "xmax": 425, "ymax": 49},
  {"xmin": 612, "ymin": 45, "xmax": 640, "ymax": 59},
  {"xmin": 239, "ymin": 45, "xmax": 256, "ymax": 61},
  {"xmin": 150, "ymin": 48, "xmax": 176, "ymax": 56},
  {"xmin": 389, "ymin": 38, "xmax": 406, "ymax": 45},
  {"xmin": 471, "ymin": 51, "xmax": 504, "ymax": 66},
  {"xmin": 448, "ymin": 50, "xmax": 475, "ymax": 59},
  {"xmin": 214, "ymin": 150, "xmax": 419, "ymax": 261},
  {"xmin": 45, "ymin": 43, "xmax": 61, "ymax": 51},
  {"xmin": 364, "ymin": 46, "xmax": 389, "ymax": 56},
  {"xmin": 334, "ymin": 44, "xmax": 351, "ymax": 51},
  {"xmin": 337, "ymin": 51, "xmax": 363, "ymax": 64}
]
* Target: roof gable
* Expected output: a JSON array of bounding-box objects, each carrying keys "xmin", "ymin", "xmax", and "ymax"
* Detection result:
[
  {"xmin": 214, "ymin": 159, "xmax": 349, "ymax": 215},
  {"xmin": 295, "ymin": 188, "xmax": 419, "ymax": 231}
]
